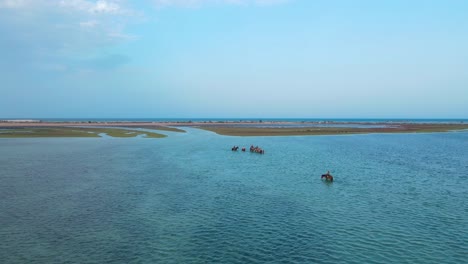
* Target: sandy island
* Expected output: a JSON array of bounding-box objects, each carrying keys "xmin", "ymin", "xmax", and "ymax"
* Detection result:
[{"xmin": 1, "ymin": 120, "xmax": 467, "ymax": 137}]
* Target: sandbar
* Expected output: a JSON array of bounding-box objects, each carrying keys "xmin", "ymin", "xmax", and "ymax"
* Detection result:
[
  {"xmin": 1, "ymin": 120, "xmax": 467, "ymax": 137},
  {"xmin": 0, "ymin": 127, "xmax": 167, "ymax": 138}
]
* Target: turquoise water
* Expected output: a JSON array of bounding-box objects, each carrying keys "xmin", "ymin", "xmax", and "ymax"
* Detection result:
[{"xmin": 1, "ymin": 129, "xmax": 467, "ymax": 263}]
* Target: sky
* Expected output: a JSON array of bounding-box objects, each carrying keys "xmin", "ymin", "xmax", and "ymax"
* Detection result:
[{"xmin": 1, "ymin": 0, "xmax": 467, "ymax": 119}]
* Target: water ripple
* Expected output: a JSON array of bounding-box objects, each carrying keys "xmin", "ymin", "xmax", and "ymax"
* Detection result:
[{"xmin": 1, "ymin": 132, "xmax": 467, "ymax": 263}]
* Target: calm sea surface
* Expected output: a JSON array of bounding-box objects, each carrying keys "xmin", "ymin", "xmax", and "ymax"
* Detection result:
[{"xmin": 1, "ymin": 128, "xmax": 467, "ymax": 263}]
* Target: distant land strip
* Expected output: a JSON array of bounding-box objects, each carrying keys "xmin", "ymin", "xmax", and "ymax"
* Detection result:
[
  {"xmin": 1, "ymin": 121, "xmax": 467, "ymax": 137},
  {"xmin": 0, "ymin": 123, "xmax": 187, "ymax": 138},
  {"xmin": 0, "ymin": 121, "xmax": 186, "ymax": 132},
  {"xmin": 200, "ymin": 124, "xmax": 468, "ymax": 136}
]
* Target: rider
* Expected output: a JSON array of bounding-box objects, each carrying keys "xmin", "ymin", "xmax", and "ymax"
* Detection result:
[
  {"xmin": 324, "ymin": 171, "xmax": 333, "ymax": 181},
  {"xmin": 322, "ymin": 171, "xmax": 333, "ymax": 178}
]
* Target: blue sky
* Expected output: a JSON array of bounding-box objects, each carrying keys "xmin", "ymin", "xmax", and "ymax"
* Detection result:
[{"xmin": 1, "ymin": 0, "xmax": 467, "ymax": 118}]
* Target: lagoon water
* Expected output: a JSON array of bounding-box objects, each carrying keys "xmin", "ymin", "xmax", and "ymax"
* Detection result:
[{"xmin": 1, "ymin": 128, "xmax": 467, "ymax": 263}]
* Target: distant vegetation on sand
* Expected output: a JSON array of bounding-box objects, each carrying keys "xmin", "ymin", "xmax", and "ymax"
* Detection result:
[
  {"xmin": 1, "ymin": 122, "xmax": 466, "ymax": 137},
  {"xmin": 199, "ymin": 123, "xmax": 468, "ymax": 136},
  {"xmin": 0, "ymin": 127, "xmax": 166, "ymax": 138}
]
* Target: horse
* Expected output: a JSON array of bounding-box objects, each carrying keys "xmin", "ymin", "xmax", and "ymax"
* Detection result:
[
  {"xmin": 249, "ymin": 145, "xmax": 264, "ymax": 154},
  {"xmin": 321, "ymin": 174, "xmax": 334, "ymax": 182}
]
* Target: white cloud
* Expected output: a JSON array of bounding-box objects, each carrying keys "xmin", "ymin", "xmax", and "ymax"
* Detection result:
[
  {"xmin": 153, "ymin": 0, "xmax": 289, "ymax": 8},
  {"xmin": 0, "ymin": 0, "xmax": 27, "ymax": 8},
  {"xmin": 0, "ymin": 0, "xmax": 290, "ymax": 72},
  {"xmin": 92, "ymin": 0, "xmax": 120, "ymax": 13},
  {"xmin": 59, "ymin": 0, "xmax": 124, "ymax": 14},
  {"xmin": 0, "ymin": 0, "xmax": 138, "ymax": 72},
  {"xmin": 80, "ymin": 20, "xmax": 99, "ymax": 28},
  {"xmin": 0, "ymin": 0, "xmax": 43, "ymax": 9}
]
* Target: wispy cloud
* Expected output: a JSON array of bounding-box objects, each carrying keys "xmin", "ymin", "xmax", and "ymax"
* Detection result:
[
  {"xmin": 0, "ymin": 0, "xmax": 128, "ymax": 13},
  {"xmin": 59, "ymin": 0, "xmax": 125, "ymax": 14},
  {"xmin": 0, "ymin": 0, "xmax": 137, "ymax": 71},
  {"xmin": 152, "ymin": 0, "xmax": 290, "ymax": 8},
  {"xmin": 0, "ymin": 0, "xmax": 290, "ymax": 73},
  {"xmin": 79, "ymin": 20, "xmax": 99, "ymax": 29},
  {"xmin": 0, "ymin": 0, "xmax": 29, "ymax": 8}
]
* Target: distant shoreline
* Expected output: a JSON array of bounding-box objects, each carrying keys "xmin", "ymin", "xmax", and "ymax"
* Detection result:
[
  {"xmin": 0, "ymin": 121, "xmax": 187, "ymax": 129},
  {"xmin": 0, "ymin": 118, "xmax": 466, "ymax": 126},
  {"xmin": 195, "ymin": 121, "xmax": 468, "ymax": 136}
]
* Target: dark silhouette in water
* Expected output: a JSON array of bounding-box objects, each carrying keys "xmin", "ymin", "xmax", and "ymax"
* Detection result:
[
  {"xmin": 231, "ymin": 145, "xmax": 264, "ymax": 154},
  {"xmin": 250, "ymin": 145, "xmax": 264, "ymax": 154},
  {"xmin": 321, "ymin": 171, "xmax": 334, "ymax": 182}
]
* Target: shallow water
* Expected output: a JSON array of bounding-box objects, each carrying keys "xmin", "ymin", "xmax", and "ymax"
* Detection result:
[
  {"xmin": 230, "ymin": 123, "xmax": 392, "ymax": 128},
  {"xmin": 1, "ymin": 129, "xmax": 467, "ymax": 263}
]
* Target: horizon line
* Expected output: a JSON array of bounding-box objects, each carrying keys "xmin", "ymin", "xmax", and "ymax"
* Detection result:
[{"xmin": 1, "ymin": 117, "xmax": 467, "ymax": 120}]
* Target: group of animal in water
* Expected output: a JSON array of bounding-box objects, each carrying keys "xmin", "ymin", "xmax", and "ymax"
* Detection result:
[
  {"xmin": 231, "ymin": 145, "xmax": 265, "ymax": 154},
  {"xmin": 231, "ymin": 145, "xmax": 334, "ymax": 182}
]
